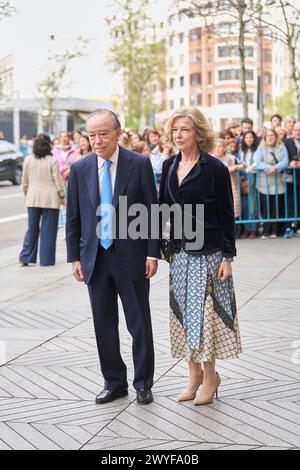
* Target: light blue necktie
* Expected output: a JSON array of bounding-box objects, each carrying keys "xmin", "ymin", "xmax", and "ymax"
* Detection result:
[{"xmin": 99, "ymin": 160, "xmax": 113, "ymax": 250}]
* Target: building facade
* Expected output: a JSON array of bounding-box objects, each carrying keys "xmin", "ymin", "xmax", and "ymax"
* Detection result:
[{"xmin": 163, "ymin": 13, "xmax": 292, "ymax": 131}]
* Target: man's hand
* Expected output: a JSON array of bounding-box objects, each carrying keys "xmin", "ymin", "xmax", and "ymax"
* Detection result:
[
  {"xmin": 72, "ymin": 261, "xmax": 84, "ymax": 282},
  {"xmin": 217, "ymin": 261, "xmax": 232, "ymax": 282},
  {"xmin": 145, "ymin": 260, "xmax": 158, "ymax": 279}
]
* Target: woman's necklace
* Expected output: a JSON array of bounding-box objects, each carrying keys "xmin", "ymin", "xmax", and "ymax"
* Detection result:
[{"xmin": 181, "ymin": 154, "xmax": 199, "ymax": 166}]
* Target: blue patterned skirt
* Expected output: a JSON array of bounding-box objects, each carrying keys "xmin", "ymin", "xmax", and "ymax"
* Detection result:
[{"xmin": 169, "ymin": 250, "xmax": 241, "ymax": 362}]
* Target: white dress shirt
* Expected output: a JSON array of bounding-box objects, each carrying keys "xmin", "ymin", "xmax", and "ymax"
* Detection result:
[
  {"xmin": 97, "ymin": 145, "xmax": 158, "ymax": 261},
  {"xmin": 97, "ymin": 145, "xmax": 119, "ymax": 193}
]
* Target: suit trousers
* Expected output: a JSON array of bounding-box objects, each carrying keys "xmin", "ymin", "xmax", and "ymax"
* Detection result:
[
  {"xmin": 87, "ymin": 245, "xmax": 155, "ymax": 391},
  {"xmin": 19, "ymin": 207, "xmax": 59, "ymax": 266}
]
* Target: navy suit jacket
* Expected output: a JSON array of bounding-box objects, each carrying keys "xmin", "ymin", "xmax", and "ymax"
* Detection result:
[
  {"xmin": 66, "ymin": 146, "xmax": 160, "ymax": 284},
  {"xmin": 285, "ymin": 138, "xmax": 300, "ymax": 186}
]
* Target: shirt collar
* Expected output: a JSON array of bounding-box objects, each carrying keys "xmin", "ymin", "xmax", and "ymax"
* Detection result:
[{"xmin": 97, "ymin": 145, "xmax": 119, "ymax": 170}]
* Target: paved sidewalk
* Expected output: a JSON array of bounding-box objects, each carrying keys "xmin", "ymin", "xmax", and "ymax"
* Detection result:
[{"xmin": 0, "ymin": 233, "xmax": 300, "ymax": 450}]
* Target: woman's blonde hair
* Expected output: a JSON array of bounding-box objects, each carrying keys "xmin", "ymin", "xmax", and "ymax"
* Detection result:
[
  {"xmin": 165, "ymin": 107, "xmax": 215, "ymax": 154},
  {"xmin": 261, "ymin": 128, "xmax": 281, "ymax": 148}
]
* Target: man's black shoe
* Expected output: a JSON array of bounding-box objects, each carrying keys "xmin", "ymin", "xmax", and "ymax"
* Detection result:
[
  {"xmin": 95, "ymin": 388, "xmax": 128, "ymax": 405},
  {"xmin": 136, "ymin": 389, "xmax": 153, "ymax": 405}
]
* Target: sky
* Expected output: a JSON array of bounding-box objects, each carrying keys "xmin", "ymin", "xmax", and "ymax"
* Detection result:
[{"xmin": 0, "ymin": 0, "xmax": 172, "ymax": 100}]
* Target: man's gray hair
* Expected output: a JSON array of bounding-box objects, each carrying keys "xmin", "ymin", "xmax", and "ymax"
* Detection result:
[{"xmin": 86, "ymin": 109, "xmax": 121, "ymax": 130}]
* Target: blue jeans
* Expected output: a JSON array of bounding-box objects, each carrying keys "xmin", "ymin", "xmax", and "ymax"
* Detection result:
[{"xmin": 19, "ymin": 208, "xmax": 59, "ymax": 266}]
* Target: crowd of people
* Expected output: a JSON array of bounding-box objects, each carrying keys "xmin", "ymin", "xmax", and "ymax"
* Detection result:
[{"xmin": 16, "ymin": 110, "xmax": 300, "ymax": 267}]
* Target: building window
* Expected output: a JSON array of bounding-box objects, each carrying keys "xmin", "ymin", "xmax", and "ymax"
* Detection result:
[
  {"xmin": 190, "ymin": 95, "xmax": 196, "ymax": 106},
  {"xmin": 179, "ymin": 54, "xmax": 184, "ymax": 65},
  {"xmin": 218, "ymin": 45, "xmax": 254, "ymax": 58},
  {"xmin": 169, "ymin": 34, "xmax": 174, "ymax": 47},
  {"xmin": 263, "ymin": 72, "xmax": 272, "ymax": 85},
  {"xmin": 179, "ymin": 33, "xmax": 184, "ymax": 44},
  {"xmin": 190, "ymin": 50, "xmax": 201, "ymax": 63},
  {"xmin": 208, "ymin": 71, "xmax": 212, "ymax": 84},
  {"xmin": 217, "ymin": 22, "xmax": 239, "ymax": 35},
  {"xmin": 218, "ymin": 69, "xmax": 254, "ymax": 81},
  {"xmin": 190, "ymin": 73, "xmax": 201, "ymax": 85},
  {"xmin": 180, "ymin": 98, "xmax": 185, "ymax": 107},
  {"xmin": 245, "ymin": 46, "xmax": 254, "ymax": 57},
  {"xmin": 207, "ymin": 49, "xmax": 213, "ymax": 63},
  {"xmin": 180, "ymin": 76, "xmax": 185, "ymax": 87},
  {"xmin": 168, "ymin": 15, "xmax": 175, "ymax": 26},
  {"xmin": 170, "ymin": 100, "xmax": 174, "ymax": 109},
  {"xmin": 170, "ymin": 78, "xmax": 175, "ymax": 89},
  {"xmin": 190, "ymin": 95, "xmax": 202, "ymax": 107},
  {"xmin": 218, "ymin": 92, "xmax": 254, "ymax": 104},
  {"xmin": 208, "ymin": 94, "xmax": 212, "ymax": 106},
  {"xmin": 190, "ymin": 28, "xmax": 201, "ymax": 41},
  {"xmin": 264, "ymin": 49, "xmax": 272, "ymax": 63}
]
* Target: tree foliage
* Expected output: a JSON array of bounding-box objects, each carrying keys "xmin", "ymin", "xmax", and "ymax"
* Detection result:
[
  {"xmin": 37, "ymin": 36, "xmax": 88, "ymax": 132},
  {"xmin": 0, "ymin": 0, "xmax": 15, "ymax": 20},
  {"xmin": 108, "ymin": 0, "xmax": 166, "ymax": 130}
]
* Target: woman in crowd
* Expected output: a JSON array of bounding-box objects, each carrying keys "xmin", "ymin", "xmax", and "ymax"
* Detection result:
[
  {"xmin": 214, "ymin": 139, "xmax": 243, "ymax": 220},
  {"xmin": 132, "ymin": 140, "xmax": 150, "ymax": 156},
  {"xmin": 19, "ymin": 134, "xmax": 65, "ymax": 267},
  {"xmin": 119, "ymin": 131, "xmax": 132, "ymax": 150},
  {"xmin": 62, "ymin": 134, "xmax": 92, "ymax": 184},
  {"xmin": 275, "ymin": 126, "xmax": 287, "ymax": 143},
  {"xmin": 151, "ymin": 135, "xmax": 174, "ymax": 174},
  {"xmin": 256, "ymin": 129, "xmax": 289, "ymax": 239},
  {"xmin": 159, "ymin": 108, "xmax": 241, "ymax": 406},
  {"xmin": 239, "ymin": 131, "xmax": 259, "ymax": 238},
  {"xmin": 129, "ymin": 132, "xmax": 142, "ymax": 148},
  {"xmin": 146, "ymin": 129, "xmax": 160, "ymax": 152},
  {"xmin": 284, "ymin": 116, "xmax": 296, "ymax": 139},
  {"xmin": 226, "ymin": 138, "xmax": 241, "ymax": 161}
]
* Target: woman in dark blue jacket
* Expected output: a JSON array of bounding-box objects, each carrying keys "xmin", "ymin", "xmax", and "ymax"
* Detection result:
[{"xmin": 159, "ymin": 108, "xmax": 241, "ymax": 406}]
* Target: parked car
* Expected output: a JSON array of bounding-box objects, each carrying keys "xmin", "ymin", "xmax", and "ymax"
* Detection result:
[{"xmin": 0, "ymin": 140, "xmax": 25, "ymax": 185}]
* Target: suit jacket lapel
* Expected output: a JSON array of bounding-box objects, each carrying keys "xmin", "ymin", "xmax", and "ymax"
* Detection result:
[
  {"xmin": 84, "ymin": 153, "xmax": 99, "ymax": 212},
  {"xmin": 112, "ymin": 147, "xmax": 135, "ymax": 208}
]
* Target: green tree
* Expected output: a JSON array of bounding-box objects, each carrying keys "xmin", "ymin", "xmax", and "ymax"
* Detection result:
[
  {"xmin": 265, "ymin": 87, "xmax": 296, "ymax": 120},
  {"xmin": 0, "ymin": 0, "xmax": 15, "ymax": 20},
  {"xmin": 37, "ymin": 36, "xmax": 88, "ymax": 133},
  {"xmin": 108, "ymin": 0, "xmax": 166, "ymax": 130}
]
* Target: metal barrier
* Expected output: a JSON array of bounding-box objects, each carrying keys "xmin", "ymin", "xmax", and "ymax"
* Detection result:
[{"xmin": 236, "ymin": 168, "xmax": 300, "ymax": 224}]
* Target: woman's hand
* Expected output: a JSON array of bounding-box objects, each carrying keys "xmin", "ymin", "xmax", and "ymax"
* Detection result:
[
  {"xmin": 217, "ymin": 261, "xmax": 232, "ymax": 282},
  {"xmin": 246, "ymin": 164, "xmax": 255, "ymax": 173}
]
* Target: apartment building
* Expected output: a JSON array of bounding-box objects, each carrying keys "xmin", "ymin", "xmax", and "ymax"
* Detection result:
[{"xmin": 164, "ymin": 13, "xmax": 291, "ymax": 130}]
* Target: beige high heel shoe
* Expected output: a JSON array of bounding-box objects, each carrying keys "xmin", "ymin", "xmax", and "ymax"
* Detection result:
[
  {"xmin": 178, "ymin": 369, "xmax": 204, "ymax": 402},
  {"xmin": 193, "ymin": 372, "xmax": 221, "ymax": 406}
]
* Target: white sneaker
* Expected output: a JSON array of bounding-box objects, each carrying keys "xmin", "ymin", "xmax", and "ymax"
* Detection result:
[
  {"xmin": 261, "ymin": 235, "xmax": 269, "ymax": 240},
  {"xmin": 269, "ymin": 234, "xmax": 277, "ymax": 239}
]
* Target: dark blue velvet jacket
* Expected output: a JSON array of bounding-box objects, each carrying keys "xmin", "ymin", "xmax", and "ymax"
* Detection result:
[{"xmin": 159, "ymin": 152, "xmax": 237, "ymax": 258}]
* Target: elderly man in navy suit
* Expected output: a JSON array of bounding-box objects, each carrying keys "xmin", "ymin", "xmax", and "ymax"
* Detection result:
[{"xmin": 66, "ymin": 110, "xmax": 160, "ymax": 405}]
